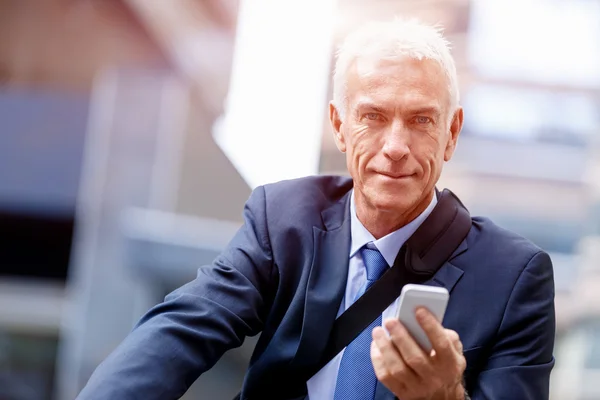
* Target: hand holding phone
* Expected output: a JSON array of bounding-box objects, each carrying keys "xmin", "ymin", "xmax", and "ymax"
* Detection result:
[{"xmin": 395, "ymin": 284, "xmax": 449, "ymax": 352}]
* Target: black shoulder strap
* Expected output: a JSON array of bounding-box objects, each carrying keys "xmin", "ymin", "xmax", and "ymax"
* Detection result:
[{"xmin": 308, "ymin": 188, "xmax": 471, "ymax": 381}]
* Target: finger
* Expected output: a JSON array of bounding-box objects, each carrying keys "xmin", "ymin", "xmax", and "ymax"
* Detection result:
[
  {"xmin": 444, "ymin": 329, "xmax": 467, "ymax": 374},
  {"xmin": 384, "ymin": 318, "xmax": 433, "ymax": 378},
  {"xmin": 446, "ymin": 329, "xmax": 463, "ymax": 353},
  {"xmin": 373, "ymin": 326, "xmax": 419, "ymax": 383},
  {"xmin": 370, "ymin": 340, "xmax": 388, "ymax": 381},
  {"xmin": 371, "ymin": 340, "xmax": 407, "ymax": 395},
  {"xmin": 415, "ymin": 307, "xmax": 455, "ymax": 359}
]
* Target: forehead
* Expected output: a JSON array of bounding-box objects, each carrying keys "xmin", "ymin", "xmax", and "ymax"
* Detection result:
[{"xmin": 347, "ymin": 56, "xmax": 449, "ymax": 110}]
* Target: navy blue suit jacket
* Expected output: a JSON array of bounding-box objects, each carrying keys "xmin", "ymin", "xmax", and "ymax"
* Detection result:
[{"xmin": 77, "ymin": 175, "xmax": 555, "ymax": 400}]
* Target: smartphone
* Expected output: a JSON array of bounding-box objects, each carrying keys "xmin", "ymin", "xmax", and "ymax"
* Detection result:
[{"xmin": 395, "ymin": 284, "xmax": 449, "ymax": 352}]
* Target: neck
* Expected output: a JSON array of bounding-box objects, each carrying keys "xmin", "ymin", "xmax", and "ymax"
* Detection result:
[{"xmin": 354, "ymin": 190, "xmax": 434, "ymax": 239}]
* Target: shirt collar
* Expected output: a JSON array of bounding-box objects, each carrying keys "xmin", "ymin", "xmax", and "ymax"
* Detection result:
[{"xmin": 349, "ymin": 190, "xmax": 438, "ymax": 266}]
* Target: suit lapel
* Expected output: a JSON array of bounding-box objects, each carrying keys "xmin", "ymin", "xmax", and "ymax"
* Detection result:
[
  {"xmin": 290, "ymin": 192, "xmax": 352, "ymax": 369},
  {"xmin": 425, "ymin": 261, "xmax": 464, "ymax": 293},
  {"xmin": 425, "ymin": 238, "xmax": 468, "ymax": 293}
]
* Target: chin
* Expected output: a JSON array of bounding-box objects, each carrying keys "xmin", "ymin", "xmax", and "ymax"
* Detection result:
[
  {"xmin": 357, "ymin": 175, "xmax": 421, "ymax": 210},
  {"xmin": 368, "ymin": 188, "xmax": 416, "ymax": 212}
]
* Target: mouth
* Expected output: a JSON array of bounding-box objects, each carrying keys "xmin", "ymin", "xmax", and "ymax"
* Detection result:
[{"xmin": 377, "ymin": 171, "xmax": 413, "ymax": 179}]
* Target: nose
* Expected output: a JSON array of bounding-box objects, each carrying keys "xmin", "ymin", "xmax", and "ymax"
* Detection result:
[{"xmin": 382, "ymin": 121, "xmax": 410, "ymax": 161}]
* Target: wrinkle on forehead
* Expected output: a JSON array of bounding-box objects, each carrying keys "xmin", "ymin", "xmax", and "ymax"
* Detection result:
[{"xmin": 347, "ymin": 55, "xmax": 450, "ymax": 111}]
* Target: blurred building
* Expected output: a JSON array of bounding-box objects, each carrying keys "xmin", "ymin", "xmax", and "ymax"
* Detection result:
[
  {"xmin": 0, "ymin": 1, "xmax": 247, "ymax": 399},
  {"xmin": 0, "ymin": 0, "xmax": 599, "ymax": 399}
]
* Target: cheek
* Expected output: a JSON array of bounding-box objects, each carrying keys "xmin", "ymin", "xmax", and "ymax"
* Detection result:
[
  {"xmin": 414, "ymin": 134, "xmax": 445, "ymax": 173},
  {"xmin": 347, "ymin": 127, "xmax": 376, "ymax": 167}
]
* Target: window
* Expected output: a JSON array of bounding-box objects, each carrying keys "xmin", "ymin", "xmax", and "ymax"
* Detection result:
[{"xmin": 468, "ymin": 0, "xmax": 600, "ymax": 88}]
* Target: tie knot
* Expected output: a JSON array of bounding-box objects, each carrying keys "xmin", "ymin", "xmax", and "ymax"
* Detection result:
[{"xmin": 360, "ymin": 246, "xmax": 389, "ymax": 282}]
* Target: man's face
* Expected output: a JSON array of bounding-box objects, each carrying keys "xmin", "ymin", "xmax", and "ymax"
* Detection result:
[{"xmin": 330, "ymin": 56, "xmax": 463, "ymax": 219}]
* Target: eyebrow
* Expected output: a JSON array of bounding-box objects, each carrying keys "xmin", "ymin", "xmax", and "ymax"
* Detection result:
[
  {"xmin": 409, "ymin": 106, "xmax": 442, "ymax": 118},
  {"xmin": 409, "ymin": 106, "xmax": 442, "ymax": 120},
  {"xmin": 355, "ymin": 101, "xmax": 442, "ymax": 118},
  {"xmin": 354, "ymin": 101, "xmax": 388, "ymax": 114}
]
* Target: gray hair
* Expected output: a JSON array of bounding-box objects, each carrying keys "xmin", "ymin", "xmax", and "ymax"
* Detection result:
[{"xmin": 332, "ymin": 18, "xmax": 460, "ymax": 120}]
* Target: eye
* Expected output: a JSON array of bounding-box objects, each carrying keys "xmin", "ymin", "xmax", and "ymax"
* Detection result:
[
  {"xmin": 364, "ymin": 113, "xmax": 381, "ymax": 121},
  {"xmin": 415, "ymin": 116, "xmax": 432, "ymax": 124}
]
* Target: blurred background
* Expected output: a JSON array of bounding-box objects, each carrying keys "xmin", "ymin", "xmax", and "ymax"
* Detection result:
[{"xmin": 0, "ymin": 0, "xmax": 599, "ymax": 399}]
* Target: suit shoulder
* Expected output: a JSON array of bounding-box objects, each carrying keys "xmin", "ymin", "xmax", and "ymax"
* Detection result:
[
  {"xmin": 261, "ymin": 175, "xmax": 353, "ymax": 215},
  {"xmin": 468, "ymin": 216, "xmax": 547, "ymax": 268}
]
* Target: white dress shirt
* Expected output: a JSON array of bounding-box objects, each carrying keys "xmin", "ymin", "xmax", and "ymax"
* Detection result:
[{"xmin": 306, "ymin": 190, "xmax": 438, "ymax": 399}]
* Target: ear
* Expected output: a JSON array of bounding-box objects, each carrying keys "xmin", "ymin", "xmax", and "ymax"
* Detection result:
[
  {"xmin": 329, "ymin": 102, "xmax": 346, "ymax": 153},
  {"xmin": 444, "ymin": 107, "xmax": 463, "ymax": 162}
]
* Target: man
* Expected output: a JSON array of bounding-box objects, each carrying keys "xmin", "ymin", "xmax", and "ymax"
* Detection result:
[{"xmin": 77, "ymin": 18, "xmax": 555, "ymax": 400}]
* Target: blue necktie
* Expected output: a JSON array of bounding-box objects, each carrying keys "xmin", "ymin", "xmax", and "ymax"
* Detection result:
[{"xmin": 334, "ymin": 246, "xmax": 389, "ymax": 400}]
